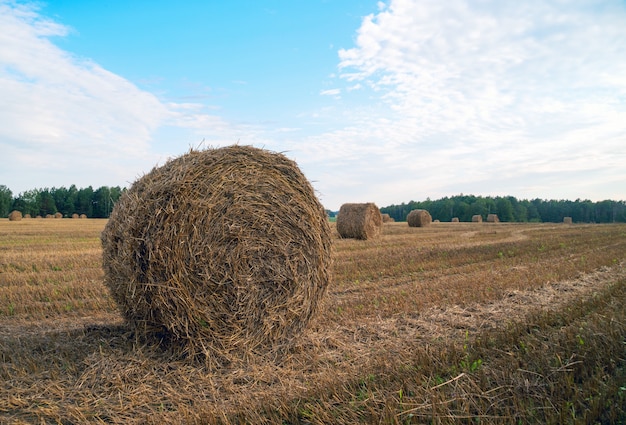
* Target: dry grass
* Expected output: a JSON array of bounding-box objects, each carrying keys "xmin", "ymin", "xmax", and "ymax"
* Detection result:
[{"xmin": 1, "ymin": 219, "xmax": 625, "ymax": 424}]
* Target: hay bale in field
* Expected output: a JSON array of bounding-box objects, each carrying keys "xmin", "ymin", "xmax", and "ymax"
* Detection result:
[
  {"xmin": 8, "ymin": 210, "xmax": 22, "ymax": 221},
  {"xmin": 487, "ymin": 214, "xmax": 500, "ymax": 223},
  {"xmin": 381, "ymin": 213, "xmax": 394, "ymax": 223},
  {"xmin": 101, "ymin": 145, "xmax": 332, "ymax": 365},
  {"xmin": 563, "ymin": 217, "xmax": 573, "ymax": 224},
  {"xmin": 407, "ymin": 209, "xmax": 432, "ymax": 227},
  {"xmin": 451, "ymin": 217, "xmax": 459, "ymax": 223},
  {"xmin": 433, "ymin": 219, "xmax": 440, "ymax": 223},
  {"xmin": 54, "ymin": 212, "xmax": 63, "ymax": 219},
  {"xmin": 80, "ymin": 214, "xmax": 87, "ymax": 219},
  {"xmin": 24, "ymin": 214, "xmax": 31, "ymax": 219},
  {"xmin": 471, "ymin": 214, "xmax": 483, "ymax": 223},
  {"xmin": 72, "ymin": 213, "xmax": 79, "ymax": 219},
  {"xmin": 336, "ymin": 203, "xmax": 382, "ymax": 240},
  {"xmin": 36, "ymin": 215, "xmax": 42, "ymax": 219}
]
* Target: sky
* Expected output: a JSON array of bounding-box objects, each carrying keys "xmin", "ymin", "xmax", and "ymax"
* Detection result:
[{"xmin": 1, "ymin": 0, "xmax": 625, "ymax": 211}]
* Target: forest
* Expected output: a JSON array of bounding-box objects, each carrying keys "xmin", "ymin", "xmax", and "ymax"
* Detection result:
[
  {"xmin": 379, "ymin": 194, "xmax": 626, "ymax": 223},
  {"xmin": 0, "ymin": 185, "xmax": 124, "ymax": 219},
  {"xmin": 2, "ymin": 185, "xmax": 625, "ymax": 223}
]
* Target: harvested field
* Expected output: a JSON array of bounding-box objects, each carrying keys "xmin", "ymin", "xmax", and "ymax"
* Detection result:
[{"xmin": 1, "ymin": 219, "xmax": 625, "ymax": 424}]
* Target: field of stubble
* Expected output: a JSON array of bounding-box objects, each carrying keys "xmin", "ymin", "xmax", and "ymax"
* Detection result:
[{"xmin": 1, "ymin": 218, "xmax": 625, "ymax": 424}]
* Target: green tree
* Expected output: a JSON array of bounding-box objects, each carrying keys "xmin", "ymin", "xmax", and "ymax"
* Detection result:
[{"xmin": 0, "ymin": 185, "xmax": 12, "ymax": 217}]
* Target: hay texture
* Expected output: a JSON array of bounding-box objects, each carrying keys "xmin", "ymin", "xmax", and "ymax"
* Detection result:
[
  {"xmin": 563, "ymin": 217, "xmax": 573, "ymax": 224},
  {"xmin": 8, "ymin": 210, "xmax": 22, "ymax": 221},
  {"xmin": 472, "ymin": 214, "xmax": 483, "ymax": 223},
  {"xmin": 80, "ymin": 214, "xmax": 87, "ymax": 219},
  {"xmin": 72, "ymin": 213, "xmax": 79, "ymax": 219},
  {"xmin": 407, "ymin": 209, "xmax": 432, "ymax": 227},
  {"xmin": 101, "ymin": 146, "xmax": 332, "ymax": 365},
  {"xmin": 451, "ymin": 217, "xmax": 460, "ymax": 223},
  {"xmin": 336, "ymin": 203, "xmax": 382, "ymax": 240},
  {"xmin": 487, "ymin": 214, "xmax": 500, "ymax": 223},
  {"xmin": 54, "ymin": 212, "xmax": 62, "ymax": 219}
]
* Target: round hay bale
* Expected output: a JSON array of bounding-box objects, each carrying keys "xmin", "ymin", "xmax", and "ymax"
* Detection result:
[
  {"xmin": 407, "ymin": 209, "xmax": 432, "ymax": 227},
  {"xmin": 24, "ymin": 214, "xmax": 31, "ymax": 219},
  {"xmin": 8, "ymin": 210, "xmax": 22, "ymax": 221},
  {"xmin": 451, "ymin": 217, "xmax": 459, "ymax": 223},
  {"xmin": 36, "ymin": 215, "xmax": 42, "ymax": 219},
  {"xmin": 381, "ymin": 213, "xmax": 394, "ymax": 223},
  {"xmin": 80, "ymin": 214, "xmax": 87, "ymax": 219},
  {"xmin": 487, "ymin": 214, "xmax": 500, "ymax": 223},
  {"xmin": 336, "ymin": 203, "xmax": 382, "ymax": 240},
  {"xmin": 563, "ymin": 216, "xmax": 573, "ymax": 224},
  {"xmin": 54, "ymin": 212, "xmax": 62, "ymax": 219},
  {"xmin": 101, "ymin": 146, "xmax": 332, "ymax": 365},
  {"xmin": 471, "ymin": 214, "xmax": 483, "ymax": 223},
  {"xmin": 72, "ymin": 213, "xmax": 79, "ymax": 219}
]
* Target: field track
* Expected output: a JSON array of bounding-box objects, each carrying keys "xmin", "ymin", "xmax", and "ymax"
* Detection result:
[{"xmin": 1, "ymin": 219, "xmax": 625, "ymax": 424}]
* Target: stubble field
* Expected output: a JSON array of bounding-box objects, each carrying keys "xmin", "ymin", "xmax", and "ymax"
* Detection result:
[{"xmin": 1, "ymin": 218, "xmax": 625, "ymax": 424}]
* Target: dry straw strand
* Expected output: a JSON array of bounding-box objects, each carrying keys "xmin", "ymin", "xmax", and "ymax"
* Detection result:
[
  {"xmin": 336, "ymin": 203, "xmax": 382, "ymax": 240},
  {"xmin": 407, "ymin": 209, "xmax": 432, "ymax": 227},
  {"xmin": 101, "ymin": 145, "xmax": 332, "ymax": 367}
]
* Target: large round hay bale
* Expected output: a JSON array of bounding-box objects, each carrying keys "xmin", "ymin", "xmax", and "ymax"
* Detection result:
[
  {"xmin": 8, "ymin": 210, "xmax": 22, "ymax": 221},
  {"xmin": 563, "ymin": 216, "xmax": 573, "ymax": 224},
  {"xmin": 80, "ymin": 214, "xmax": 87, "ymax": 219},
  {"xmin": 336, "ymin": 203, "xmax": 382, "ymax": 240},
  {"xmin": 487, "ymin": 214, "xmax": 500, "ymax": 223},
  {"xmin": 54, "ymin": 212, "xmax": 62, "ymax": 219},
  {"xmin": 72, "ymin": 213, "xmax": 79, "ymax": 219},
  {"xmin": 471, "ymin": 214, "xmax": 483, "ymax": 223},
  {"xmin": 101, "ymin": 146, "xmax": 332, "ymax": 365},
  {"xmin": 407, "ymin": 209, "xmax": 432, "ymax": 227},
  {"xmin": 451, "ymin": 217, "xmax": 459, "ymax": 223}
]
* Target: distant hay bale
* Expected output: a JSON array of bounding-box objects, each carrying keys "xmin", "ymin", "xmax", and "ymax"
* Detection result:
[
  {"xmin": 101, "ymin": 146, "xmax": 332, "ymax": 365},
  {"xmin": 72, "ymin": 213, "xmax": 79, "ymax": 219},
  {"xmin": 451, "ymin": 217, "xmax": 459, "ymax": 223},
  {"xmin": 24, "ymin": 214, "xmax": 31, "ymax": 219},
  {"xmin": 336, "ymin": 203, "xmax": 382, "ymax": 240},
  {"xmin": 46, "ymin": 214, "xmax": 53, "ymax": 219},
  {"xmin": 472, "ymin": 215, "xmax": 483, "ymax": 223},
  {"xmin": 80, "ymin": 214, "xmax": 87, "ymax": 219},
  {"xmin": 433, "ymin": 219, "xmax": 440, "ymax": 223},
  {"xmin": 36, "ymin": 215, "xmax": 42, "ymax": 219},
  {"xmin": 54, "ymin": 212, "xmax": 62, "ymax": 219},
  {"xmin": 487, "ymin": 214, "xmax": 500, "ymax": 223},
  {"xmin": 563, "ymin": 217, "xmax": 573, "ymax": 224},
  {"xmin": 381, "ymin": 213, "xmax": 394, "ymax": 223},
  {"xmin": 407, "ymin": 209, "xmax": 432, "ymax": 227},
  {"xmin": 8, "ymin": 210, "xmax": 22, "ymax": 221}
]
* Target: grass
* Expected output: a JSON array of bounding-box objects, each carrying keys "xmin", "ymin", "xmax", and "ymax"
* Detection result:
[{"xmin": 1, "ymin": 219, "xmax": 625, "ymax": 424}]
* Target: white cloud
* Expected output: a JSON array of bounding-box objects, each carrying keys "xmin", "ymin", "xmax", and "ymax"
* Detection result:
[
  {"xmin": 0, "ymin": 1, "xmax": 256, "ymax": 193},
  {"xmin": 305, "ymin": 0, "xmax": 626, "ymax": 208},
  {"xmin": 320, "ymin": 88, "xmax": 341, "ymax": 97}
]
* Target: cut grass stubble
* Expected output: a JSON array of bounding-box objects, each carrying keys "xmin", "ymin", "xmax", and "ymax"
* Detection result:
[{"xmin": 1, "ymin": 219, "xmax": 625, "ymax": 423}]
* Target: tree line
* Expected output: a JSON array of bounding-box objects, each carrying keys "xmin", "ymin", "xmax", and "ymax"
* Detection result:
[
  {"xmin": 380, "ymin": 194, "xmax": 626, "ymax": 223},
  {"xmin": 0, "ymin": 185, "xmax": 125, "ymax": 219}
]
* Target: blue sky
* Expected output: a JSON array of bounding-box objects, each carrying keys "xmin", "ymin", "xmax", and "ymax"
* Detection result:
[{"xmin": 1, "ymin": 0, "xmax": 625, "ymax": 210}]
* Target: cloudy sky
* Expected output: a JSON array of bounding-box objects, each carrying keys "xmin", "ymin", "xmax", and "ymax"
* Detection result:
[{"xmin": 1, "ymin": 0, "xmax": 625, "ymax": 210}]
